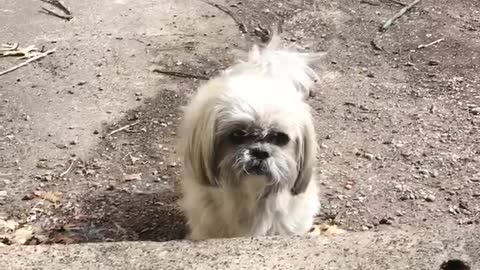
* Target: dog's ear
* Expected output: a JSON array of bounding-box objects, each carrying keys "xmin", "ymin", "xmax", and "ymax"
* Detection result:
[
  {"xmin": 180, "ymin": 86, "xmax": 220, "ymax": 187},
  {"xmin": 291, "ymin": 114, "xmax": 316, "ymax": 195}
]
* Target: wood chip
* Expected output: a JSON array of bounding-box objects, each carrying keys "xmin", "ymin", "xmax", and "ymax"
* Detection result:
[{"xmin": 123, "ymin": 173, "xmax": 142, "ymax": 181}]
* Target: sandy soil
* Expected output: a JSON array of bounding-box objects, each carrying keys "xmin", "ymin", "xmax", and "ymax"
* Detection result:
[{"xmin": 0, "ymin": 0, "xmax": 479, "ymax": 244}]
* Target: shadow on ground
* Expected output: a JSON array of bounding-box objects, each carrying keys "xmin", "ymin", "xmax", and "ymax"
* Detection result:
[{"xmin": 46, "ymin": 88, "xmax": 193, "ymax": 243}]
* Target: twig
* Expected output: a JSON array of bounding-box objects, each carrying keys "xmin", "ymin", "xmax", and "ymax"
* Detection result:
[
  {"xmin": 417, "ymin": 38, "xmax": 445, "ymax": 49},
  {"xmin": 360, "ymin": 0, "xmax": 380, "ymax": 6},
  {"xmin": 383, "ymin": 0, "xmax": 407, "ymax": 6},
  {"xmin": 0, "ymin": 43, "xmax": 19, "ymax": 51},
  {"xmin": 380, "ymin": 0, "xmax": 421, "ymax": 32},
  {"xmin": 39, "ymin": 7, "xmax": 73, "ymax": 21},
  {"xmin": 0, "ymin": 48, "xmax": 56, "ymax": 77},
  {"xmin": 152, "ymin": 69, "xmax": 210, "ymax": 80},
  {"xmin": 200, "ymin": 0, "xmax": 247, "ymax": 34},
  {"xmin": 40, "ymin": 0, "xmax": 72, "ymax": 15},
  {"xmin": 107, "ymin": 121, "xmax": 140, "ymax": 136},
  {"xmin": 59, "ymin": 159, "xmax": 75, "ymax": 178}
]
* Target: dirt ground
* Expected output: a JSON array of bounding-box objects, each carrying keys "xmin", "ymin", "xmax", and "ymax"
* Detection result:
[{"xmin": 0, "ymin": 0, "xmax": 479, "ymax": 245}]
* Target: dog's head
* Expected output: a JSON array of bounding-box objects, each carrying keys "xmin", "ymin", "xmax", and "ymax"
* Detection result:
[{"xmin": 180, "ymin": 36, "xmax": 323, "ymax": 195}]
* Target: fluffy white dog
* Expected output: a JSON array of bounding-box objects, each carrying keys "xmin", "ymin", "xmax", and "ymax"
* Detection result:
[{"xmin": 179, "ymin": 35, "xmax": 323, "ymax": 240}]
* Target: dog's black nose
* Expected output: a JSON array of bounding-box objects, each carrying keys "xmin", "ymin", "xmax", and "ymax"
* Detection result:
[{"xmin": 250, "ymin": 148, "xmax": 270, "ymax": 160}]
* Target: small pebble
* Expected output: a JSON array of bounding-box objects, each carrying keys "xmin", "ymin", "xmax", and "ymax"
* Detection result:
[
  {"xmin": 419, "ymin": 168, "xmax": 429, "ymax": 175},
  {"xmin": 363, "ymin": 153, "xmax": 374, "ymax": 160},
  {"xmin": 379, "ymin": 217, "xmax": 393, "ymax": 225},
  {"xmin": 425, "ymin": 194, "xmax": 436, "ymax": 202},
  {"xmin": 470, "ymin": 107, "xmax": 480, "ymax": 115}
]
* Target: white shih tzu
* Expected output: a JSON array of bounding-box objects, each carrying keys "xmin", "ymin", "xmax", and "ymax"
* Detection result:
[{"xmin": 179, "ymin": 35, "xmax": 324, "ymax": 240}]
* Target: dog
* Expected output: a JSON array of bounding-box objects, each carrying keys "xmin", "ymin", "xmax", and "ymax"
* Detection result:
[{"xmin": 178, "ymin": 35, "xmax": 324, "ymax": 240}]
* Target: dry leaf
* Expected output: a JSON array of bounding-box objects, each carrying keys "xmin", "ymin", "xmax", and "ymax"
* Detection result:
[
  {"xmin": 308, "ymin": 224, "xmax": 346, "ymax": 237},
  {"xmin": 48, "ymin": 232, "xmax": 79, "ymax": 244},
  {"xmin": 12, "ymin": 227, "xmax": 34, "ymax": 245},
  {"xmin": 123, "ymin": 173, "xmax": 142, "ymax": 181},
  {"xmin": 33, "ymin": 191, "xmax": 63, "ymax": 203}
]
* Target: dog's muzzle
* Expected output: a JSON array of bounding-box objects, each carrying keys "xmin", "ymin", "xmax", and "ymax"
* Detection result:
[{"xmin": 245, "ymin": 147, "xmax": 271, "ymax": 176}]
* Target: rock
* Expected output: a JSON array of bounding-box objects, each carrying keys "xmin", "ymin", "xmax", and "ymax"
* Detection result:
[
  {"xmin": 55, "ymin": 143, "xmax": 68, "ymax": 149},
  {"xmin": 11, "ymin": 227, "xmax": 34, "ymax": 245},
  {"xmin": 363, "ymin": 153, "xmax": 374, "ymax": 160},
  {"xmin": 379, "ymin": 217, "xmax": 393, "ymax": 225},
  {"xmin": 418, "ymin": 168, "xmax": 429, "ymax": 175},
  {"xmin": 425, "ymin": 194, "xmax": 436, "ymax": 202}
]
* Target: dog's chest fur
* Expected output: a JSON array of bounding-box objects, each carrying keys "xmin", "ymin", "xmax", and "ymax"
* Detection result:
[{"xmin": 181, "ymin": 175, "xmax": 319, "ymax": 240}]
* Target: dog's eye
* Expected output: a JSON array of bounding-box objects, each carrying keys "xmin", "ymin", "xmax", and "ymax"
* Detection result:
[
  {"xmin": 230, "ymin": 130, "xmax": 248, "ymax": 144},
  {"xmin": 266, "ymin": 132, "xmax": 290, "ymax": 146}
]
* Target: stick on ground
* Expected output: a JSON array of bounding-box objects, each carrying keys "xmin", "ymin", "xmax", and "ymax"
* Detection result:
[
  {"xmin": 40, "ymin": 0, "xmax": 72, "ymax": 15},
  {"xmin": 40, "ymin": 7, "xmax": 73, "ymax": 21},
  {"xmin": 59, "ymin": 159, "xmax": 75, "ymax": 178},
  {"xmin": 152, "ymin": 69, "xmax": 210, "ymax": 80},
  {"xmin": 360, "ymin": 0, "xmax": 380, "ymax": 6},
  {"xmin": 0, "ymin": 48, "xmax": 56, "ymax": 77},
  {"xmin": 200, "ymin": 0, "xmax": 247, "ymax": 34},
  {"xmin": 380, "ymin": 0, "xmax": 421, "ymax": 31},
  {"xmin": 417, "ymin": 38, "xmax": 445, "ymax": 49},
  {"xmin": 385, "ymin": 0, "xmax": 407, "ymax": 6},
  {"xmin": 107, "ymin": 121, "xmax": 140, "ymax": 137}
]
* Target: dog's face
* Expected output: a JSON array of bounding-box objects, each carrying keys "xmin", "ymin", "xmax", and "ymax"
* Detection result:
[
  {"xmin": 181, "ymin": 74, "xmax": 317, "ymax": 195},
  {"xmin": 215, "ymin": 112, "xmax": 298, "ymax": 186},
  {"xmin": 180, "ymin": 36, "xmax": 321, "ymax": 196}
]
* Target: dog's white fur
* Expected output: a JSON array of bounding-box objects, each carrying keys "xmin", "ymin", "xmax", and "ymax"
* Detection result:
[{"xmin": 179, "ymin": 36, "xmax": 322, "ymax": 240}]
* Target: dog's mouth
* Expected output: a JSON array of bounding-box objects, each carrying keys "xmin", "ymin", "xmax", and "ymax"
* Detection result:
[{"xmin": 245, "ymin": 161, "xmax": 270, "ymax": 176}]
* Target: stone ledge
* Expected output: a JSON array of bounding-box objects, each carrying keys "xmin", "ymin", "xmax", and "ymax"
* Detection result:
[{"xmin": 1, "ymin": 226, "xmax": 478, "ymax": 270}]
